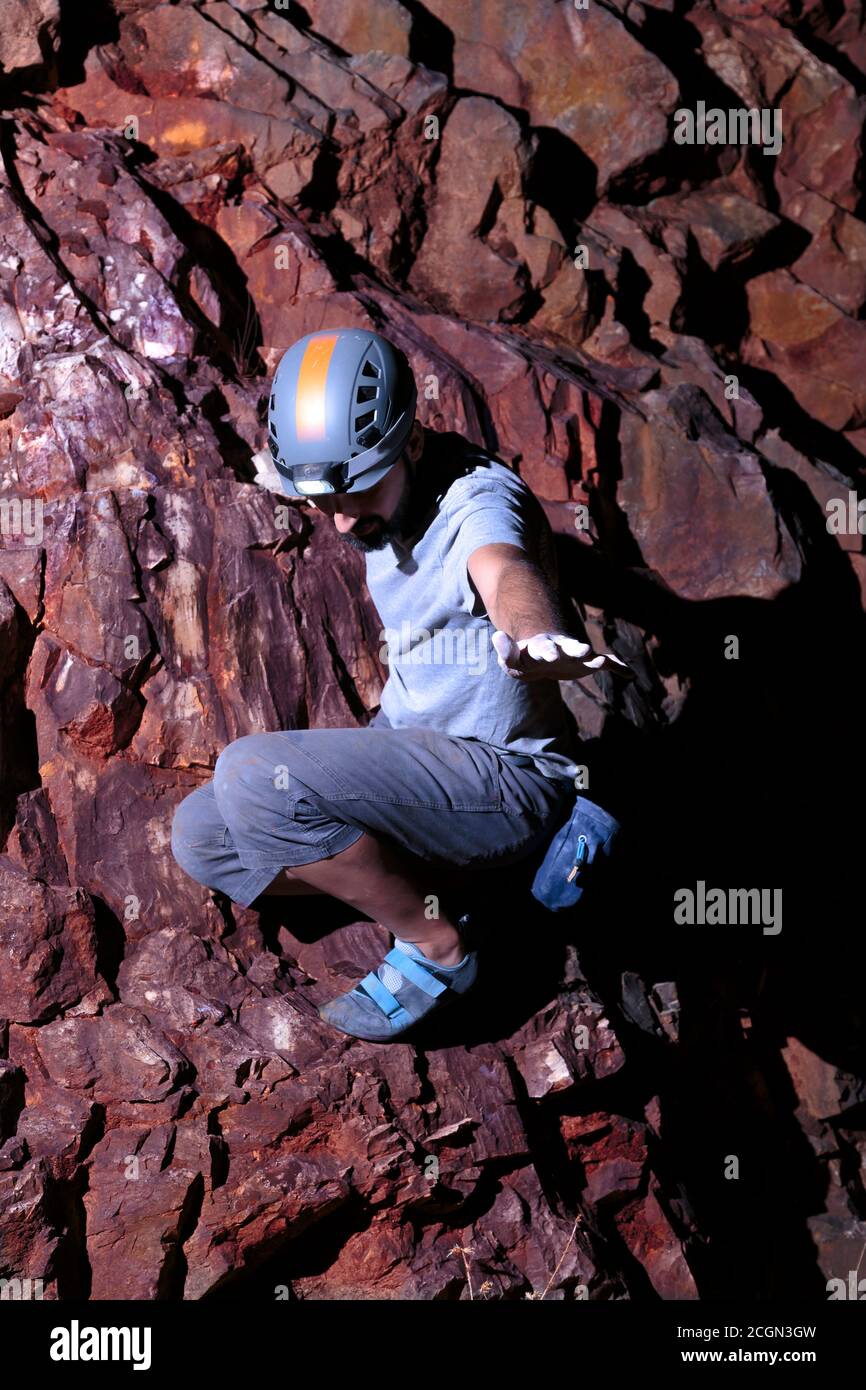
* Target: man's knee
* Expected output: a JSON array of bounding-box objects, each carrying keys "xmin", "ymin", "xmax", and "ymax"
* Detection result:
[
  {"xmin": 170, "ymin": 784, "xmax": 223, "ymax": 885},
  {"xmin": 213, "ymin": 732, "xmax": 311, "ymax": 817},
  {"xmin": 215, "ymin": 733, "xmax": 280, "ymax": 790}
]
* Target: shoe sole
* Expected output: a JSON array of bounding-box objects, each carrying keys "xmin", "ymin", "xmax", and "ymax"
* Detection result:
[{"xmin": 319, "ymin": 973, "xmax": 478, "ymax": 1044}]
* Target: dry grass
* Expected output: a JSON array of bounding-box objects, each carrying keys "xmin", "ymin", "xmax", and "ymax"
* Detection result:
[
  {"xmin": 450, "ymin": 1212, "xmax": 583, "ymax": 1301},
  {"xmin": 232, "ymin": 291, "xmax": 261, "ymax": 379}
]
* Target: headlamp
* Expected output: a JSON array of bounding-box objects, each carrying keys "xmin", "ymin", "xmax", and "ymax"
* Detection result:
[
  {"xmin": 294, "ymin": 479, "xmax": 334, "ymax": 496},
  {"xmin": 286, "ymin": 459, "xmax": 350, "ymax": 494}
]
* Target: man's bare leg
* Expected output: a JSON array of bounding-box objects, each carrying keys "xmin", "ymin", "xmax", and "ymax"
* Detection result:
[
  {"xmin": 259, "ymin": 876, "xmax": 328, "ymax": 896},
  {"xmin": 261, "ymin": 831, "xmax": 467, "ymax": 965}
]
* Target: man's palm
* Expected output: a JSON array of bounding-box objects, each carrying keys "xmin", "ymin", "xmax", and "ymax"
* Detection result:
[{"xmin": 491, "ymin": 630, "xmax": 634, "ymax": 683}]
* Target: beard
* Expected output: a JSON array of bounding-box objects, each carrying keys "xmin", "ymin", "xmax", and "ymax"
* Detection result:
[{"xmin": 338, "ymin": 471, "xmax": 418, "ymax": 553}]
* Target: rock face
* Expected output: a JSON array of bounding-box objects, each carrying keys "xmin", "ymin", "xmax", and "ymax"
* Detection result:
[{"xmin": 0, "ymin": 0, "xmax": 863, "ymax": 1301}]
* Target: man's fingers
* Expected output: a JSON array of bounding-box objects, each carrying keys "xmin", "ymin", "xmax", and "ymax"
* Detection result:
[
  {"xmin": 599, "ymin": 653, "xmax": 634, "ymax": 679},
  {"xmin": 523, "ymin": 633, "xmax": 560, "ymax": 662},
  {"xmin": 493, "ymin": 629, "xmax": 635, "ymax": 682},
  {"xmin": 558, "ymin": 636, "xmax": 592, "ymax": 659}
]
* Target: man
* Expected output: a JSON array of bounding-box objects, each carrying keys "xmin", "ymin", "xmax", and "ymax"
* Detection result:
[{"xmin": 171, "ymin": 328, "xmax": 631, "ymax": 1042}]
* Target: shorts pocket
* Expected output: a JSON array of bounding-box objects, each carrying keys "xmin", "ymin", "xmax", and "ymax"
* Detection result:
[
  {"xmin": 285, "ymin": 793, "xmax": 341, "ymax": 846},
  {"xmin": 444, "ymin": 741, "xmax": 504, "ymax": 812}
]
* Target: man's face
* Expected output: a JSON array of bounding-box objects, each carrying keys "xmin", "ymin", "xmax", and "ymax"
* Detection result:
[{"xmin": 308, "ymin": 455, "xmax": 413, "ymax": 553}]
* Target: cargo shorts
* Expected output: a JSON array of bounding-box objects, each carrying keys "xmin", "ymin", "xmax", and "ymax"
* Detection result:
[{"xmin": 170, "ymin": 716, "xmax": 574, "ymax": 909}]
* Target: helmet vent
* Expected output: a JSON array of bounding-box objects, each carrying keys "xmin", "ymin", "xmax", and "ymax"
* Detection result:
[
  {"xmin": 356, "ymin": 384, "xmax": 378, "ymax": 402},
  {"xmin": 355, "ymin": 409, "xmax": 375, "ymax": 431},
  {"xmin": 361, "ymin": 360, "xmax": 380, "ymax": 378}
]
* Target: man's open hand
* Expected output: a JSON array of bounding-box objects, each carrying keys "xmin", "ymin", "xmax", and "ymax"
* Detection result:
[{"xmin": 491, "ymin": 630, "xmax": 634, "ymax": 683}]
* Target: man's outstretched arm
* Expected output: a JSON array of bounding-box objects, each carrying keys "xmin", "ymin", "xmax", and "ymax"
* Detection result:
[{"xmin": 467, "ymin": 541, "xmax": 634, "ymax": 683}]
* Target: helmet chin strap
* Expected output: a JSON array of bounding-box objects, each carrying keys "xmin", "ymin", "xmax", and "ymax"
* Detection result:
[
  {"xmin": 388, "ymin": 451, "xmax": 415, "ymax": 542},
  {"xmin": 393, "ymin": 430, "xmax": 436, "ymax": 543},
  {"xmin": 406, "ymin": 422, "xmax": 425, "ymax": 486}
]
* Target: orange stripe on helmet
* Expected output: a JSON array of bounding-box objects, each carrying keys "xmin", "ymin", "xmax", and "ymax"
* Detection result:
[{"xmin": 295, "ymin": 333, "xmax": 339, "ymax": 441}]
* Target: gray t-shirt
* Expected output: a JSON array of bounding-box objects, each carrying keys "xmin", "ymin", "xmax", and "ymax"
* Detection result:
[{"xmin": 364, "ymin": 449, "xmax": 580, "ymax": 782}]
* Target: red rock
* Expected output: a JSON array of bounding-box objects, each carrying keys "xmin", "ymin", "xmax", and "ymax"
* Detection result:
[
  {"xmin": 0, "ymin": 0, "xmax": 60, "ymax": 87},
  {"xmin": 648, "ymin": 188, "xmax": 781, "ymax": 273},
  {"xmin": 618, "ymin": 386, "xmax": 802, "ymax": 600},
  {"xmin": 0, "ymin": 1158, "xmax": 63, "ymax": 1294},
  {"xmin": 0, "ymin": 1059, "xmax": 24, "ymax": 1143},
  {"xmin": 422, "ymin": 0, "xmax": 679, "ymax": 189},
  {"xmin": 758, "ymin": 430, "xmax": 863, "ymax": 555},
  {"xmin": 578, "ymin": 1121, "xmax": 647, "ymax": 1207},
  {"xmin": 83, "ymin": 1118, "xmax": 213, "ymax": 1300},
  {"xmin": 0, "ymin": 0, "xmax": 861, "ymax": 1304},
  {"xmin": 616, "ymin": 1185, "xmax": 700, "ymax": 1300},
  {"xmin": 410, "ymin": 96, "xmax": 537, "ymax": 322},
  {"xmin": 34, "ymin": 1004, "xmax": 192, "ymax": 1103},
  {"xmin": 780, "ymin": 176, "xmax": 866, "ymax": 315},
  {"xmin": 512, "ymin": 993, "xmax": 625, "ymax": 1098},
  {"xmin": 782, "ymin": 1036, "xmax": 866, "ymax": 1122},
  {"xmin": 745, "ymin": 270, "xmax": 866, "ymax": 431},
  {"xmin": 181, "ymin": 1147, "xmax": 351, "ymax": 1299},
  {"xmin": 778, "ymin": 56, "xmax": 865, "ymax": 214},
  {"xmin": 117, "ymin": 926, "xmax": 252, "ymax": 1026},
  {"xmin": 0, "ymin": 858, "xmax": 99, "ymax": 1024},
  {"xmin": 58, "ymin": 54, "xmax": 323, "ymax": 189},
  {"xmin": 303, "ymin": 0, "xmax": 412, "ymax": 57},
  {"xmin": 14, "ymin": 1068, "xmax": 97, "ymax": 1166}
]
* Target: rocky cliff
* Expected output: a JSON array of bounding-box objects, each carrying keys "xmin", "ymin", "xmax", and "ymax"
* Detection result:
[{"xmin": 0, "ymin": 0, "xmax": 864, "ymax": 1300}]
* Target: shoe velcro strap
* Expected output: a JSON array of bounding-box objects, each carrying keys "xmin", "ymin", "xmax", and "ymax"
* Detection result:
[
  {"xmin": 358, "ymin": 970, "xmax": 414, "ymax": 1026},
  {"xmin": 385, "ymin": 947, "xmax": 448, "ymax": 998}
]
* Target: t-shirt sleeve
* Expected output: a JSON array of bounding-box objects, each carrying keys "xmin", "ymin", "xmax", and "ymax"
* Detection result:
[{"xmin": 441, "ymin": 468, "xmax": 541, "ymax": 618}]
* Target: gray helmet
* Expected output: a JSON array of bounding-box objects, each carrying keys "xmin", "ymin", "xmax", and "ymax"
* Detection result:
[{"xmin": 267, "ymin": 327, "xmax": 417, "ymax": 497}]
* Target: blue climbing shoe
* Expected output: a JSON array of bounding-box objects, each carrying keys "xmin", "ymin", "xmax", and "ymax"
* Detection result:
[{"xmin": 317, "ymin": 936, "xmax": 479, "ymax": 1042}]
